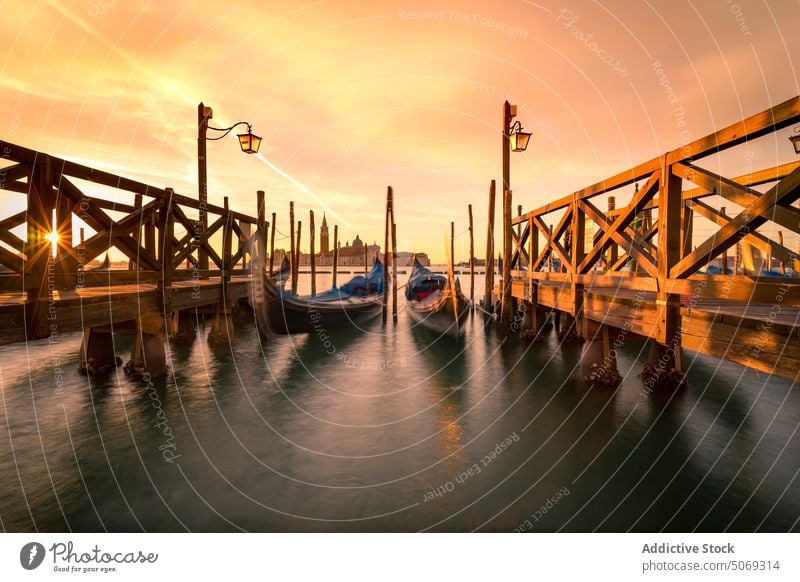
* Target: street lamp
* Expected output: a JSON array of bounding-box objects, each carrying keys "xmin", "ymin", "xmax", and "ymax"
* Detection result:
[
  {"xmin": 197, "ymin": 102, "xmax": 261, "ymax": 270},
  {"xmin": 789, "ymin": 126, "xmax": 800, "ymax": 155},
  {"xmin": 502, "ymin": 100, "xmax": 532, "ymax": 193},
  {"xmin": 509, "ymin": 120, "xmax": 532, "ymax": 153}
]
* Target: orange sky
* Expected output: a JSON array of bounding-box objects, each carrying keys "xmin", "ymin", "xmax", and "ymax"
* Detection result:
[{"xmin": 1, "ymin": 0, "xmax": 799, "ymax": 262}]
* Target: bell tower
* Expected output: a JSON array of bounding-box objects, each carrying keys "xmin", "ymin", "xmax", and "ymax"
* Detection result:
[{"xmin": 320, "ymin": 213, "xmax": 329, "ymax": 254}]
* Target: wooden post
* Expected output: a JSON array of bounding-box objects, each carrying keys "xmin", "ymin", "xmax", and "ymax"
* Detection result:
[
  {"xmin": 720, "ymin": 206, "xmax": 728, "ymax": 273},
  {"xmin": 548, "ymin": 224, "xmax": 554, "ymax": 271},
  {"xmin": 332, "ymin": 224, "xmax": 339, "ymax": 288},
  {"xmin": 269, "ymin": 211, "xmax": 276, "ymax": 276},
  {"xmin": 468, "ymin": 203, "xmax": 474, "ymax": 305},
  {"xmin": 25, "ymin": 154, "xmax": 54, "ymax": 339},
  {"xmin": 197, "ymin": 103, "xmax": 210, "ymax": 272},
  {"xmin": 778, "ymin": 231, "xmax": 785, "ymax": 275},
  {"xmin": 607, "ymin": 196, "xmax": 617, "ymax": 271},
  {"xmin": 289, "ymin": 201, "xmax": 297, "ymax": 293},
  {"xmin": 483, "ymin": 180, "xmax": 496, "ymax": 313},
  {"xmin": 129, "ymin": 194, "xmax": 143, "ymax": 270},
  {"xmin": 364, "ymin": 244, "xmax": 368, "ymax": 275},
  {"xmin": 295, "ymin": 219, "xmax": 302, "ymax": 292},
  {"xmin": 144, "ymin": 204, "xmax": 156, "ymax": 262},
  {"xmin": 257, "ymin": 191, "xmax": 266, "ymax": 276},
  {"xmin": 571, "ymin": 195, "xmax": 586, "ymax": 335},
  {"xmin": 309, "ymin": 210, "xmax": 316, "ymax": 296},
  {"xmin": 54, "ymin": 177, "xmax": 75, "ymax": 287},
  {"xmin": 383, "ymin": 186, "xmax": 393, "ymax": 323},
  {"xmin": 157, "ymin": 188, "xmax": 175, "ymax": 291},
  {"xmin": 221, "ymin": 196, "xmax": 232, "ymax": 294},
  {"xmin": 655, "ymin": 155, "xmax": 683, "ymax": 369},
  {"xmin": 528, "ymin": 215, "xmax": 538, "ymax": 327},
  {"xmin": 500, "ymin": 189, "xmax": 513, "ymax": 331},
  {"xmin": 734, "ymin": 242, "xmax": 741, "ymax": 275},
  {"xmin": 392, "ymin": 221, "xmax": 398, "ymax": 323}
]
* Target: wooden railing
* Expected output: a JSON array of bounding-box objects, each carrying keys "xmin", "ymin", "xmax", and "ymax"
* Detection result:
[
  {"xmin": 0, "ymin": 140, "xmax": 267, "ymax": 337},
  {"xmin": 507, "ymin": 96, "xmax": 800, "ymax": 345}
]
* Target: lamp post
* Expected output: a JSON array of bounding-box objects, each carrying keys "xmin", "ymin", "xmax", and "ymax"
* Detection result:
[
  {"xmin": 499, "ymin": 101, "xmax": 531, "ymax": 330},
  {"xmin": 197, "ymin": 102, "xmax": 261, "ymax": 270}
]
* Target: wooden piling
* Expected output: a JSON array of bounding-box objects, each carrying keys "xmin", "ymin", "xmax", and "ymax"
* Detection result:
[
  {"xmin": 500, "ymin": 189, "xmax": 513, "ymax": 331},
  {"xmin": 221, "ymin": 195, "xmax": 231, "ymax": 295},
  {"xmin": 269, "ymin": 211, "xmax": 276, "ymax": 276},
  {"xmin": 778, "ymin": 231, "xmax": 785, "ymax": 275},
  {"xmin": 289, "ymin": 201, "xmax": 297, "ymax": 293},
  {"xmin": 364, "ymin": 244, "xmax": 368, "ymax": 275},
  {"xmin": 391, "ymin": 195, "xmax": 397, "ymax": 321},
  {"xmin": 257, "ymin": 191, "xmax": 266, "ymax": 276},
  {"xmin": 295, "ymin": 219, "xmax": 302, "ymax": 292},
  {"xmin": 483, "ymin": 180, "xmax": 496, "ymax": 314},
  {"xmin": 332, "ymin": 224, "xmax": 339, "ymax": 288},
  {"xmin": 383, "ymin": 186, "xmax": 393, "ymax": 324},
  {"xmin": 468, "ymin": 203, "xmax": 474, "ymax": 305},
  {"xmin": 309, "ymin": 210, "xmax": 316, "ymax": 296}
]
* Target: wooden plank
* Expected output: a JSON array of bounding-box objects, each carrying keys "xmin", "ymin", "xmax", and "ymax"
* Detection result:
[
  {"xmin": 675, "ymin": 162, "xmax": 800, "ymax": 235},
  {"xmin": 576, "ymin": 169, "xmax": 659, "ymax": 273},
  {"xmin": 666, "ymin": 96, "xmax": 800, "ymax": 166},
  {"xmin": 0, "ymin": 163, "xmax": 30, "ymax": 182},
  {"xmin": 579, "ymin": 198, "xmax": 658, "ymax": 277},
  {"xmin": 515, "ymin": 157, "xmax": 661, "ymax": 221},
  {"xmin": 689, "ymin": 199, "xmax": 797, "ymax": 265},
  {"xmin": 0, "ymin": 210, "xmax": 26, "ymax": 232},
  {"xmin": 672, "ymin": 164, "xmax": 800, "ymax": 278},
  {"xmin": 681, "ymin": 160, "xmax": 800, "ymax": 201}
]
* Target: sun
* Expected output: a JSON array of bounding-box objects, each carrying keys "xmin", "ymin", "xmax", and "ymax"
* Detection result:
[{"xmin": 45, "ymin": 230, "xmax": 59, "ymax": 257}]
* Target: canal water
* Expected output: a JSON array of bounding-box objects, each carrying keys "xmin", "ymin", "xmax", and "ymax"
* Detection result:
[{"xmin": 1, "ymin": 271, "xmax": 798, "ymax": 532}]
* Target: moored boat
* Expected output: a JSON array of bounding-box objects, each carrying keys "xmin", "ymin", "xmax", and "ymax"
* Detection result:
[
  {"xmin": 265, "ymin": 259, "xmax": 384, "ymax": 335},
  {"xmin": 405, "ymin": 258, "xmax": 469, "ymax": 338}
]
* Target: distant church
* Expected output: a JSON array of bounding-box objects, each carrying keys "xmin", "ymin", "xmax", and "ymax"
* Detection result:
[{"xmin": 298, "ymin": 213, "xmax": 430, "ymax": 267}]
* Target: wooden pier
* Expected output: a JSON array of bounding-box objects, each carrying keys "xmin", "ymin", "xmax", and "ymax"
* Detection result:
[
  {"xmin": 0, "ymin": 140, "xmax": 264, "ymax": 375},
  {"xmin": 502, "ymin": 96, "xmax": 800, "ymax": 384}
]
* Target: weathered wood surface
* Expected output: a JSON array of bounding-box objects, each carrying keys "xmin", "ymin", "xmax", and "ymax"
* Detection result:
[{"xmin": 0, "ymin": 277, "xmax": 252, "ymax": 345}]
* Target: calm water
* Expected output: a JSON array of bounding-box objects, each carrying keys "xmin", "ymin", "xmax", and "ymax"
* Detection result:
[{"xmin": 1, "ymin": 271, "xmax": 798, "ymax": 532}]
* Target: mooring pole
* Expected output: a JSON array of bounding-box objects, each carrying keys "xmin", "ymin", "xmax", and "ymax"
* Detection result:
[
  {"xmin": 269, "ymin": 211, "xmax": 276, "ymax": 276},
  {"xmin": 383, "ymin": 186, "xmax": 393, "ymax": 324},
  {"xmin": 310, "ymin": 210, "xmax": 316, "ymax": 297},
  {"xmin": 332, "ymin": 224, "xmax": 339, "ymax": 288},
  {"xmin": 392, "ymin": 220, "xmax": 398, "ymax": 323},
  {"xmin": 289, "ymin": 201, "xmax": 296, "ymax": 293},
  {"xmin": 257, "ymin": 190, "xmax": 266, "ymax": 276},
  {"xmin": 468, "ymin": 203, "xmax": 475, "ymax": 307},
  {"xmin": 483, "ymin": 179, "xmax": 496, "ymax": 314},
  {"xmin": 295, "ymin": 219, "xmax": 302, "ymax": 292}
]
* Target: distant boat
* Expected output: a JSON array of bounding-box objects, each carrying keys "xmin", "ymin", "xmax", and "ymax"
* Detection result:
[
  {"xmin": 88, "ymin": 253, "xmax": 110, "ymax": 271},
  {"xmin": 405, "ymin": 258, "xmax": 469, "ymax": 338},
  {"xmin": 264, "ymin": 259, "xmax": 384, "ymax": 335}
]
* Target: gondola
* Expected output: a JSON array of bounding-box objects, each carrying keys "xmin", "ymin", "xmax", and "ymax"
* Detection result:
[
  {"xmin": 405, "ymin": 258, "xmax": 469, "ymax": 338},
  {"xmin": 265, "ymin": 259, "xmax": 385, "ymax": 334}
]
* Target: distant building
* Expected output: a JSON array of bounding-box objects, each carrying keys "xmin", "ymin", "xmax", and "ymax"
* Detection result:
[{"xmin": 289, "ymin": 213, "xmax": 430, "ymax": 267}]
